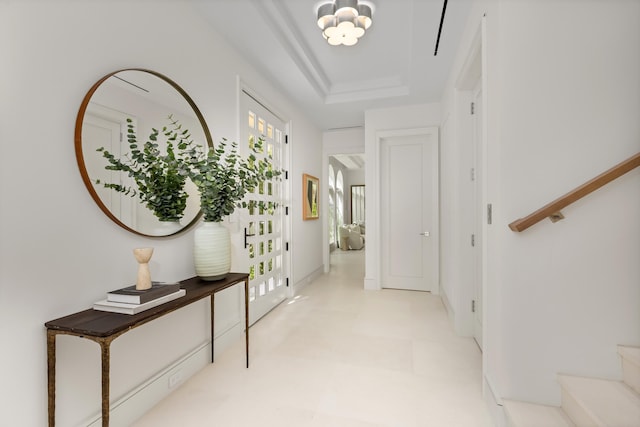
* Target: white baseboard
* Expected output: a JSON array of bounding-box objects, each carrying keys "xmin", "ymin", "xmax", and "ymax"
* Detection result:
[
  {"xmin": 364, "ymin": 277, "xmax": 378, "ymax": 290},
  {"xmin": 441, "ymin": 288, "xmax": 455, "ymax": 324},
  {"xmin": 83, "ymin": 342, "xmax": 210, "ymax": 427},
  {"xmin": 291, "ymin": 265, "xmax": 324, "ymax": 295},
  {"xmin": 213, "ymin": 317, "xmax": 244, "ymax": 359},
  {"xmin": 484, "ymin": 374, "xmax": 507, "ymax": 427}
]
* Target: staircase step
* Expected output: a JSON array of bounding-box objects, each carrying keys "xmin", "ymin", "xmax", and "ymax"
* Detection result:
[
  {"xmin": 558, "ymin": 374, "xmax": 640, "ymax": 426},
  {"xmin": 503, "ymin": 399, "xmax": 575, "ymax": 427},
  {"xmin": 618, "ymin": 345, "xmax": 640, "ymax": 394}
]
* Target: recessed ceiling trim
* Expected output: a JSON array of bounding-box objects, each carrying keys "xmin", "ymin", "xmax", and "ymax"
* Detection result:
[
  {"xmin": 195, "ymin": 0, "xmax": 474, "ymax": 129},
  {"xmin": 252, "ymin": 0, "xmax": 332, "ymax": 97},
  {"xmin": 332, "ymin": 153, "xmax": 365, "ymax": 170},
  {"xmin": 325, "ymin": 85, "xmax": 410, "ymax": 104},
  {"xmin": 250, "ymin": 0, "xmax": 411, "ymax": 106},
  {"xmin": 332, "ymin": 75, "xmax": 404, "ymax": 93}
]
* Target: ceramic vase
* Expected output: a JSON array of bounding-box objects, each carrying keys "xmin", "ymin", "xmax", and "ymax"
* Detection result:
[
  {"xmin": 154, "ymin": 220, "xmax": 182, "ymax": 236},
  {"xmin": 193, "ymin": 221, "xmax": 231, "ymax": 281}
]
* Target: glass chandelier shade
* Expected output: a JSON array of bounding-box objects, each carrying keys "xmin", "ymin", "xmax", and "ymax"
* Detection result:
[{"xmin": 317, "ymin": 0, "xmax": 373, "ymax": 46}]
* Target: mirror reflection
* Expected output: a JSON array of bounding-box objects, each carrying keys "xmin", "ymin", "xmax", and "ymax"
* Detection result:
[
  {"xmin": 75, "ymin": 69, "xmax": 212, "ymax": 237},
  {"xmin": 351, "ymin": 185, "xmax": 365, "ymax": 224}
]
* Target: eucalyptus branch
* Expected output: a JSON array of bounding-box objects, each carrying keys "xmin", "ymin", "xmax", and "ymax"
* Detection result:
[
  {"xmin": 186, "ymin": 136, "xmax": 283, "ymax": 222},
  {"xmin": 95, "ymin": 115, "xmax": 195, "ymax": 221}
]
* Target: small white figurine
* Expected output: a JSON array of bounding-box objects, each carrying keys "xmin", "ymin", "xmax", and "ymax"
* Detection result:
[{"xmin": 133, "ymin": 247, "xmax": 154, "ymax": 290}]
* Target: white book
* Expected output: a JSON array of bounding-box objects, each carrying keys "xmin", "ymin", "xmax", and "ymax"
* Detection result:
[{"xmin": 93, "ymin": 289, "xmax": 186, "ymax": 315}]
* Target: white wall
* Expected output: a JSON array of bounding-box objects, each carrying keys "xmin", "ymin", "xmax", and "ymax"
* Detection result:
[
  {"xmin": 347, "ymin": 169, "xmax": 365, "ymax": 186},
  {"xmin": 442, "ymin": 0, "xmax": 640, "ymax": 412},
  {"xmin": 291, "ymin": 118, "xmax": 325, "ymax": 287},
  {"xmin": 495, "ymin": 0, "xmax": 640, "ymax": 405},
  {"xmin": 0, "ymin": 2, "xmax": 322, "ymax": 426}
]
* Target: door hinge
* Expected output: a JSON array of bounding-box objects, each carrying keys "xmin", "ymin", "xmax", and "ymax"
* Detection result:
[
  {"xmin": 471, "ymin": 234, "xmax": 475, "ymax": 247},
  {"xmin": 470, "ymin": 167, "xmax": 475, "ymax": 181},
  {"xmin": 471, "ymin": 102, "xmax": 475, "ymax": 115},
  {"xmin": 487, "ymin": 203, "xmax": 493, "ymax": 225},
  {"xmin": 472, "ymin": 300, "xmax": 476, "ymax": 313},
  {"xmin": 285, "ymin": 135, "xmax": 289, "ymax": 144},
  {"xmin": 285, "ymin": 206, "xmax": 289, "ymax": 216},
  {"xmin": 286, "ymin": 278, "xmax": 289, "ymax": 287},
  {"xmin": 285, "ymin": 170, "xmax": 289, "ymax": 180},
  {"xmin": 285, "ymin": 242, "xmax": 289, "ymax": 251}
]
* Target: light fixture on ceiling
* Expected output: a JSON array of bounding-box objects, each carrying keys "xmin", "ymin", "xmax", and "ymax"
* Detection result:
[{"xmin": 317, "ymin": 0, "xmax": 373, "ymax": 46}]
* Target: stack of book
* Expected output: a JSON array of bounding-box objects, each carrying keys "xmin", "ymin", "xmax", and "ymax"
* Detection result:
[{"xmin": 93, "ymin": 281, "xmax": 185, "ymax": 315}]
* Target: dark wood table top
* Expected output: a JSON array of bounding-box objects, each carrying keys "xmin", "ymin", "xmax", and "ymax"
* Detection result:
[{"xmin": 45, "ymin": 273, "xmax": 248, "ymax": 338}]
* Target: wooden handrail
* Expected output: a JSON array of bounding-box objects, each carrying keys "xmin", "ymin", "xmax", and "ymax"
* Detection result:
[{"xmin": 509, "ymin": 152, "xmax": 640, "ymax": 232}]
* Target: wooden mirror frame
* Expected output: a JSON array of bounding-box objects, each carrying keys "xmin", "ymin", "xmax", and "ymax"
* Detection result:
[{"xmin": 75, "ymin": 68, "xmax": 213, "ymax": 237}]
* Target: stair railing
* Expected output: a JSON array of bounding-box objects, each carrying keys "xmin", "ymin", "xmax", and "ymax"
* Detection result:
[{"xmin": 509, "ymin": 152, "xmax": 640, "ymax": 232}]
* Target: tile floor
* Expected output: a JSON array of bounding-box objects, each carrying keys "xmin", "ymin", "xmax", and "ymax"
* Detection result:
[{"xmin": 133, "ymin": 250, "xmax": 495, "ymax": 427}]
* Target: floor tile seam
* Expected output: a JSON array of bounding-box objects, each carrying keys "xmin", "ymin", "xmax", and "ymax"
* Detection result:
[
  {"xmin": 302, "ymin": 306, "xmax": 364, "ymax": 317},
  {"xmin": 313, "ymin": 385, "xmax": 425, "ymax": 427},
  {"xmin": 325, "ymin": 357, "xmax": 426, "ymax": 381}
]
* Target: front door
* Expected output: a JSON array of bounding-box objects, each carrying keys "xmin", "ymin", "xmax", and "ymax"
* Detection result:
[
  {"xmin": 380, "ymin": 129, "xmax": 439, "ymax": 292},
  {"xmin": 239, "ymin": 91, "xmax": 289, "ymax": 325}
]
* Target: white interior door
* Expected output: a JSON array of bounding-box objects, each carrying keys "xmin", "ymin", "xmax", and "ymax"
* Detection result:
[
  {"xmin": 380, "ymin": 129, "xmax": 439, "ymax": 292},
  {"xmin": 83, "ymin": 113, "xmax": 135, "ymax": 228},
  {"xmin": 472, "ymin": 85, "xmax": 484, "ymax": 349},
  {"xmin": 239, "ymin": 91, "xmax": 289, "ymax": 326}
]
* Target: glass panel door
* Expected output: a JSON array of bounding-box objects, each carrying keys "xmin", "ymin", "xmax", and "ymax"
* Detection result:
[{"xmin": 239, "ymin": 91, "xmax": 289, "ymax": 325}]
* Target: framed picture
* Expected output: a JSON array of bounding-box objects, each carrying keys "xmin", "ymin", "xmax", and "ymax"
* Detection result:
[{"xmin": 303, "ymin": 173, "xmax": 319, "ymax": 220}]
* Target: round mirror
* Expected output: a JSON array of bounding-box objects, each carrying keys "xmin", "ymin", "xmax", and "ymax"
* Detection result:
[{"xmin": 75, "ymin": 69, "xmax": 212, "ymax": 237}]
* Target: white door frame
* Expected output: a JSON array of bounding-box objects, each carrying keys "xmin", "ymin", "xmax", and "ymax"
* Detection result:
[
  {"xmin": 322, "ymin": 129, "xmax": 366, "ymax": 274},
  {"xmin": 453, "ymin": 19, "xmax": 488, "ymax": 346},
  {"xmin": 472, "ymin": 81, "xmax": 484, "ymax": 348},
  {"xmin": 371, "ymin": 127, "xmax": 440, "ymax": 293}
]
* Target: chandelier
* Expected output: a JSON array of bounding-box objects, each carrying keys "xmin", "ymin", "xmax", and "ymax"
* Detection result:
[{"xmin": 316, "ymin": 0, "xmax": 373, "ymax": 46}]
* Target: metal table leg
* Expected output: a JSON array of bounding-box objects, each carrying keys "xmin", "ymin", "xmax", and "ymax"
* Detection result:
[
  {"xmin": 210, "ymin": 293, "xmax": 215, "ymax": 363},
  {"xmin": 100, "ymin": 339, "xmax": 111, "ymax": 426},
  {"xmin": 245, "ymin": 279, "xmax": 249, "ymax": 368},
  {"xmin": 47, "ymin": 330, "xmax": 56, "ymax": 426}
]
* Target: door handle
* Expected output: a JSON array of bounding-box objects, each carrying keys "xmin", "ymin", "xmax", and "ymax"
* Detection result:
[
  {"xmin": 244, "ymin": 227, "xmax": 256, "ymax": 249},
  {"xmin": 419, "ymin": 231, "xmax": 430, "ymax": 237}
]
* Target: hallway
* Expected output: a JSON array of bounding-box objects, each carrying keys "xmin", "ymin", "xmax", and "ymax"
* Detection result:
[{"xmin": 134, "ymin": 250, "xmax": 494, "ymax": 426}]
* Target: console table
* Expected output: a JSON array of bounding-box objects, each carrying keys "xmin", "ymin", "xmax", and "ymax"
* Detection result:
[{"xmin": 45, "ymin": 273, "xmax": 249, "ymax": 427}]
